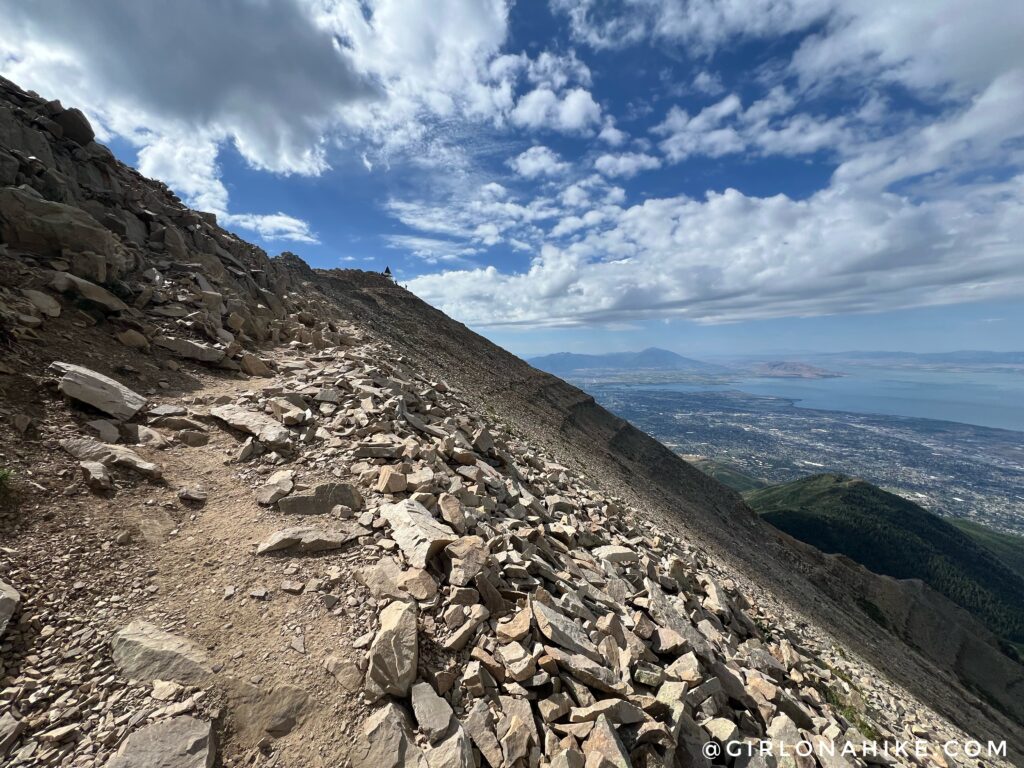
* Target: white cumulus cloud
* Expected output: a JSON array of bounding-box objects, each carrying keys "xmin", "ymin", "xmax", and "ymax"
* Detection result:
[
  {"xmin": 509, "ymin": 146, "xmax": 571, "ymax": 178},
  {"xmin": 594, "ymin": 152, "xmax": 662, "ymax": 178}
]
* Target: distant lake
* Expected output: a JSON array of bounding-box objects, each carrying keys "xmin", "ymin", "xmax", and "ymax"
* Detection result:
[{"xmin": 620, "ymin": 366, "xmax": 1024, "ymax": 432}]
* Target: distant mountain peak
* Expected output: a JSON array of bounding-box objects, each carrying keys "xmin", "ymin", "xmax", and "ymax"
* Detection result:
[{"xmin": 529, "ymin": 348, "xmax": 727, "ymax": 374}]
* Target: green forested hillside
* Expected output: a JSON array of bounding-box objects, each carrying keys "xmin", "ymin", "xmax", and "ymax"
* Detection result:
[
  {"xmin": 746, "ymin": 474, "xmax": 1024, "ymax": 645},
  {"xmin": 949, "ymin": 518, "xmax": 1024, "ymax": 583}
]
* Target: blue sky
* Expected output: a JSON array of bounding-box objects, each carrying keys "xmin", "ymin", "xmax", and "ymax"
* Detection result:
[{"xmin": 3, "ymin": 0, "xmax": 1023, "ymax": 357}]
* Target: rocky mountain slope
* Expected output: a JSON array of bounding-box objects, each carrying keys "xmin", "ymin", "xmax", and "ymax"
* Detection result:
[{"xmin": 1, "ymin": 74, "xmax": 1022, "ymax": 767}]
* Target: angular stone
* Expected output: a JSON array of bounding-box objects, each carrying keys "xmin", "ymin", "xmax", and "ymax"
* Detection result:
[
  {"xmin": 177, "ymin": 430, "xmax": 209, "ymax": 447},
  {"xmin": 496, "ymin": 608, "xmax": 532, "ymax": 643},
  {"xmin": 366, "ymin": 600, "xmax": 418, "ymax": 698},
  {"xmin": 381, "ymin": 499, "xmax": 457, "ymax": 568},
  {"xmin": 111, "ymin": 621, "xmax": 211, "ymax": 684},
  {"xmin": 351, "ymin": 703, "xmax": 424, "ymax": 768},
  {"xmin": 325, "ymin": 655, "xmax": 363, "ymax": 692},
  {"xmin": 496, "ymin": 641, "xmax": 536, "ymax": 682},
  {"xmin": 569, "ymin": 699, "xmax": 645, "ymax": 725},
  {"xmin": 592, "ymin": 545, "xmax": 638, "ymax": 565},
  {"xmin": 437, "ymin": 493, "xmax": 467, "ymax": 534},
  {"xmin": 424, "ymin": 726, "xmax": 474, "ymax": 768},
  {"xmin": 644, "ymin": 580, "xmax": 713, "ymax": 663},
  {"xmin": 500, "ymin": 715, "xmax": 531, "ymax": 765},
  {"xmin": 550, "ymin": 748, "xmax": 585, "ymax": 768},
  {"xmin": 378, "ymin": 465, "xmax": 408, "ymax": 493},
  {"xmin": 178, "ymin": 486, "xmax": 207, "ymax": 503},
  {"xmin": 49, "ymin": 271, "xmax": 128, "ymax": 311},
  {"xmin": 149, "ymin": 405, "xmax": 187, "ymax": 417},
  {"xmin": 533, "ymin": 601, "xmax": 602, "ymax": 663},
  {"xmin": 666, "ymin": 651, "xmax": 702, "ymax": 684},
  {"xmin": 106, "ymin": 716, "xmax": 214, "ymax": 768},
  {"xmin": 270, "ymin": 397, "xmax": 307, "ymax": 425},
  {"xmin": 38, "ymin": 723, "xmax": 80, "ymax": 743},
  {"xmin": 406, "ymin": 467, "xmax": 435, "ymax": 491},
  {"xmin": 444, "ymin": 536, "xmax": 488, "ymax": 587},
  {"xmin": 768, "ymin": 714, "xmax": 808, "ymax": 768},
  {"xmin": 151, "ymin": 680, "xmax": 184, "ymax": 701},
  {"xmin": 462, "ymin": 700, "xmax": 503, "ymax": 768},
  {"xmin": 51, "ymin": 361, "xmax": 146, "ymax": 420},
  {"xmin": 256, "ymin": 469, "xmax": 295, "ymax": 506},
  {"xmin": 543, "ymin": 646, "xmax": 625, "ymax": 695},
  {"xmin": 278, "ymin": 482, "xmax": 364, "ymax": 514},
  {"xmin": 0, "ymin": 710, "xmax": 24, "ymax": 758},
  {"xmin": 255, "ymin": 523, "xmax": 366, "ymax": 555},
  {"xmin": 210, "ymin": 404, "xmax": 292, "ymax": 449},
  {"xmin": 60, "ymin": 437, "xmax": 162, "ymax": 479},
  {"xmin": 704, "ymin": 717, "xmax": 738, "ymax": 744},
  {"xmin": 472, "ymin": 427, "xmax": 495, "ymax": 453},
  {"xmin": 583, "ymin": 715, "xmax": 630, "ymax": 768},
  {"xmin": 239, "ymin": 353, "xmax": 272, "ymax": 376},
  {"xmin": 80, "ymin": 460, "xmax": 113, "ymax": 491},
  {"xmin": 87, "ymin": 418, "xmax": 121, "ymax": 442},
  {"xmin": 442, "ymin": 604, "xmax": 490, "ymax": 651},
  {"xmin": 154, "ymin": 336, "xmax": 224, "ymax": 363},
  {"xmin": 0, "ymin": 579, "xmax": 19, "ymax": 639},
  {"xmin": 411, "ymin": 681, "xmax": 453, "ymax": 743},
  {"xmin": 632, "ymin": 661, "xmax": 665, "ymax": 688},
  {"xmin": 538, "ymin": 693, "xmax": 572, "ymax": 723},
  {"xmin": 358, "ymin": 560, "xmax": 437, "ymax": 601}
]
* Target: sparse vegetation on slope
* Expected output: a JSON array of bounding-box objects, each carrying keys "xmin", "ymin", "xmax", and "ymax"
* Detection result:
[
  {"xmin": 747, "ymin": 473, "xmax": 1024, "ymax": 644},
  {"xmin": 688, "ymin": 457, "xmax": 768, "ymax": 493},
  {"xmin": 949, "ymin": 517, "xmax": 1024, "ymax": 582}
]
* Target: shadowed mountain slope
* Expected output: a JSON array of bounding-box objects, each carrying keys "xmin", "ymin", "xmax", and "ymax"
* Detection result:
[{"xmin": 747, "ymin": 473, "xmax": 1024, "ymax": 646}]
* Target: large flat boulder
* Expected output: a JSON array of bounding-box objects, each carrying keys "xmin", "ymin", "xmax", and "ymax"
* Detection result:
[
  {"xmin": 105, "ymin": 716, "xmax": 214, "ymax": 768},
  {"xmin": 111, "ymin": 621, "xmax": 212, "ymax": 684},
  {"xmin": 210, "ymin": 404, "xmax": 292, "ymax": 448},
  {"xmin": 49, "ymin": 271, "xmax": 128, "ymax": 312},
  {"xmin": 50, "ymin": 361, "xmax": 146, "ymax": 420},
  {"xmin": 277, "ymin": 482, "xmax": 364, "ymax": 514},
  {"xmin": 60, "ymin": 437, "xmax": 162, "ymax": 479},
  {"xmin": 255, "ymin": 523, "xmax": 367, "ymax": 555},
  {"xmin": 154, "ymin": 336, "xmax": 225, "ymax": 363}
]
